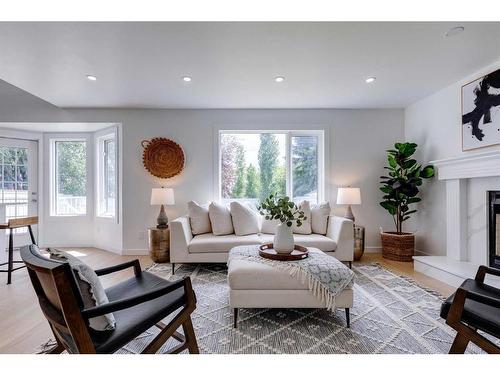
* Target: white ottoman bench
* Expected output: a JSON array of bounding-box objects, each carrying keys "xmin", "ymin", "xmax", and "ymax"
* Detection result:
[{"xmin": 228, "ymin": 247, "xmax": 354, "ymax": 328}]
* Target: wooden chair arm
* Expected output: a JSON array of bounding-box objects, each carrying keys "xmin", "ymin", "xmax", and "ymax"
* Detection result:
[
  {"xmin": 475, "ymin": 265, "xmax": 500, "ymax": 283},
  {"xmin": 94, "ymin": 259, "xmax": 141, "ymax": 277},
  {"xmin": 81, "ymin": 277, "xmax": 190, "ymax": 318}
]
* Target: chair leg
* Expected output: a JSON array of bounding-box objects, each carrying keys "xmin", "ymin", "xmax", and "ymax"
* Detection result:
[
  {"xmin": 449, "ymin": 332, "xmax": 469, "ymax": 354},
  {"xmin": 233, "ymin": 308, "xmax": 238, "ymax": 328},
  {"xmin": 7, "ymin": 229, "xmax": 13, "ymax": 285},
  {"xmin": 345, "ymin": 308, "xmax": 350, "ymax": 328},
  {"xmin": 182, "ymin": 315, "xmax": 199, "ymax": 354},
  {"xmin": 28, "ymin": 225, "xmax": 36, "ymax": 245}
]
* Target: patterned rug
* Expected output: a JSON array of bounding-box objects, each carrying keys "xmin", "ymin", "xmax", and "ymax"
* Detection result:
[{"xmin": 113, "ymin": 262, "xmax": 497, "ymax": 354}]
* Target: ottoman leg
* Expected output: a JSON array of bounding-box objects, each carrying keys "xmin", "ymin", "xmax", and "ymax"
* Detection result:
[
  {"xmin": 233, "ymin": 308, "xmax": 238, "ymax": 328},
  {"xmin": 345, "ymin": 308, "xmax": 350, "ymax": 328},
  {"xmin": 172, "ymin": 263, "xmax": 175, "ymax": 275}
]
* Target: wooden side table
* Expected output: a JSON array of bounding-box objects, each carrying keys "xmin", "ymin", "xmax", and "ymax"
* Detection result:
[{"xmin": 148, "ymin": 227, "xmax": 170, "ymax": 263}]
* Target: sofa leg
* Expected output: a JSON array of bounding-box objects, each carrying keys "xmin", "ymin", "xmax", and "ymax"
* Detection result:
[
  {"xmin": 348, "ymin": 261, "xmax": 352, "ymax": 269},
  {"xmin": 345, "ymin": 308, "xmax": 350, "ymax": 328},
  {"xmin": 172, "ymin": 263, "xmax": 175, "ymax": 275},
  {"xmin": 233, "ymin": 308, "xmax": 238, "ymax": 328}
]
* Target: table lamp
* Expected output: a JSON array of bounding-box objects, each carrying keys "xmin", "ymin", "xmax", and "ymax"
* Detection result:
[
  {"xmin": 151, "ymin": 187, "xmax": 175, "ymax": 229},
  {"xmin": 336, "ymin": 187, "xmax": 361, "ymax": 222}
]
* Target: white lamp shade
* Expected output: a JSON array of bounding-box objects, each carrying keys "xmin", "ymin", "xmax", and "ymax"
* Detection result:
[
  {"xmin": 150, "ymin": 187, "xmax": 175, "ymax": 206},
  {"xmin": 336, "ymin": 187, "xmax": 361, "ymax": 205}
]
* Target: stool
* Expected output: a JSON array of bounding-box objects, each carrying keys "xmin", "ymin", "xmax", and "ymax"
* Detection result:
[{"xmin": 0, "ymin": 216, "xmax": 38, "ymax": 285}]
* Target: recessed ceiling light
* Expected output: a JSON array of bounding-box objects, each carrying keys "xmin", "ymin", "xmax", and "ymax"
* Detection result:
[
  {"xmin": 86, "ymin": 75, "xmax": 97, "ymax": 81},
  {"xmin": 182, "ymin": 76, "xmax": 192, "ymax": 82},
  {"xmin": 365, "ymin": 77, "xmax": 376, "ymax": 83},
  {"xmin": 445, "ymin": 26, "xmax": 465, "ymax": 37},
  {"xmin": 274, "ymin": 76, "xmax": 285, "ymax": 83}
]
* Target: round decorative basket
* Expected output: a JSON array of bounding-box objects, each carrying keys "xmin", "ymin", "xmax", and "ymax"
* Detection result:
[
  {"xmin": 380, "ymin": 232, "xmax": 415, "ymax": 262},
  {"xmin": 142, "ymin": 138, "xmax": 185, "ymax": 178}
]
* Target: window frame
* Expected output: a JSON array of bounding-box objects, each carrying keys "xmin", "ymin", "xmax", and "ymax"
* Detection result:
[
  {"xmin": 217, "ymin": 129, "xmax": 325, "ymax": 203},
  {"xmin": 50, "ymin": 138, "xmax": 88, "ymax": 217},
  {"xmin": 95, "ymin": 132, "xmax": 118, "ymax": 219}
]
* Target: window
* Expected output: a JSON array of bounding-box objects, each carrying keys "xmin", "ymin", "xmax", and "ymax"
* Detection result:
[
  {"xmin": 219, "ymin": 131, "xmax": 323, "ymax": 204},
  {"xmin": 52, "ymin": 140, "xmax": 87, "ymax": 216},
  {"xmin": 96, "ymin": 134, "xmax": 117, "ymax": 218},
  {"xmin": 0, "ymin": 147, "xmax": 29, "ymax": 232}
]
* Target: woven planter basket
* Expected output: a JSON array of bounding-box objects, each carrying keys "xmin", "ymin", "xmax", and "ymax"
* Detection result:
[
  {"xmin": 142, "ymin": 138, "xmax": 185, "ymax": 178},
  {"xmin": 380, "ymin": 232, "xmax": 415, "ymax": 262}
]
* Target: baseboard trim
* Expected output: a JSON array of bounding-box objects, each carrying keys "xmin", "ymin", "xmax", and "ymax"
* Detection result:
[
  {"xmin": 122, "ymin": 249, "xmax": 149, "ymax": 256},
  {"xmin": 365, "ymin": 246, "xmax": 381, "ymax": 253}
]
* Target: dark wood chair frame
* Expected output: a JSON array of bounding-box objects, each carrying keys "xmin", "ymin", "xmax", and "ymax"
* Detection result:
[
  {"xmin": 0, "ymin": 216, "xmax": 38, "ymax": 285},
  {"xmin": 445, "ymin": 265, "xmax": 500, "ymax": 354},
  {"xmin": 21, "ymin": 245, "xmax": 199, "ymax": 354}
]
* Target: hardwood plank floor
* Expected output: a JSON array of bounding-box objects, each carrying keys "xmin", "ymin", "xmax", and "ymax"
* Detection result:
[{"xmin": 0, "ymin": 248, "xmax": 454, "ymax": 354}]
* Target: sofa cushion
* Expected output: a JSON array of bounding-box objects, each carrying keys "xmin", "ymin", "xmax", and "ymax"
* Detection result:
[
  {"xmin": 230, "ymin": 202, "xmax": 260, "ymax": 236},
  {"xmin": 189, "ymin": 233, "xmax": 261, "ymax": 254},
  {"xmin": 187, "ymin": 201, "xmax": 212, "ymax": 235},
  {"xmin": 292, "ymin": 201, "xmax": 312, "ymax": 234},
  {"xmin": 311, "ymin": 202, "xmax": 331, "ymax": 235},
  {"xmin": 258, "ymin": 233, "xmax": 336, "ymax": 252},
  {"xmin": 209, "ymin": 202, "xmax": 234, "ymax": 235}
]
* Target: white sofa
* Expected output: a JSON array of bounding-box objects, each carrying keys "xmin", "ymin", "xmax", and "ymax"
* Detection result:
[{"xmin": 170, "ymin": 215, "xmax": 354, "ymax": 270}]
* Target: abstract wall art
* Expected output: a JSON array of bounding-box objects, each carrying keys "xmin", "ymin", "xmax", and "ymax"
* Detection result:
[{"xmin": 462, "ymin": 67, "xmax": 500, "ymax": 151}]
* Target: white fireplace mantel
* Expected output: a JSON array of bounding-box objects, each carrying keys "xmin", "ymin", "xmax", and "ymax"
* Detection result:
[
  {"xmin": 431, "ymin": 150, "xmax": 500, "ymax": 180},
  {"xmin": 414, "ymin": 150, "xmax": 500, "ymax": 288}
]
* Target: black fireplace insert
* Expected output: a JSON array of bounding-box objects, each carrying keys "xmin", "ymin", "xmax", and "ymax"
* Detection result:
[{"xmin": 488, "ymin": 191, "xmax": 500, "ymax": 269}]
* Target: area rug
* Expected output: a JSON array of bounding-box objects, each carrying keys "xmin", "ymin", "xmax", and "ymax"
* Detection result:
[
  {"xmin": 115, "ymin": 262, "xmax": 498, "ymax": 354},
  {"xmin": 38, "ymin": 263, "xmax": 499, "ymax": 354}
]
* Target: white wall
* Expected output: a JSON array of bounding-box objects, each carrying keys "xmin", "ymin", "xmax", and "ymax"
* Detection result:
[
  {"xmin": 0, "ymin": 84, "xmax": 404, "ymax": 254},
  {"xmin": 404, "ymin": 60, "xmax": 500, "ymax": 257}
]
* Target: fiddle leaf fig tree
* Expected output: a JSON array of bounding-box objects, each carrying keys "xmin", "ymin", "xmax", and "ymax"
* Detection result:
[
  {"xmin": 380, "ymin": 142, "xmax": 434, "ymax": 234},
  {"xmin": 258, "ymin": 194, "xmax": 306, "ymax": 227}
]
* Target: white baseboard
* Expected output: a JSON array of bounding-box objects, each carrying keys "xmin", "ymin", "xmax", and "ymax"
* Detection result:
[
  {"xmin": 122, "ymin": 248, "xmax": 149, "ymax": 256},
  {"xmin": 365, "ymin": 246, "xmax": 381, "ymax": 253}
]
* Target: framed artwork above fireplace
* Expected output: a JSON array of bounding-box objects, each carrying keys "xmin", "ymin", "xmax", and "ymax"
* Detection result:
[{"xmin": 462, "ymin": 67, "xmax": 500, "ymax": 151}]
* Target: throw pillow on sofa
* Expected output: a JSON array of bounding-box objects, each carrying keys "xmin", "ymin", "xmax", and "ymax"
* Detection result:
[
  {"xmin": 209, "ymin": 202, "xmax": 234, "ymax": 235},
  {"xmin": 311, "ymin": 201, "xmax": 331, "ymax": 235},
  {"xmin": 261, "ymin": 217, "xmax": 280, "ymax": 234},
  {"xmin": 292, "ymin": 200, "xmax": 312, "ymax": 234},
  {"xmin": 187, "ymin": 201, "xmax": 212, "ymax": 235},
  {"xmin": 230, "ymin": 201, "xmax": 260, "ymax": 236}
]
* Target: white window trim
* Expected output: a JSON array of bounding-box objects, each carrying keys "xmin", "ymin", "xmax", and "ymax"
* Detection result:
[
  {"xmin": 216, "ymin": 129, "xmax": 325, "ymax": 203},
  {"xmin": 95, "ymin": 129, "xmax": 118, "ymax": 220},
  {"xmin": 50, "ymin": 137, "xmax": 88, "ymax": 217}
]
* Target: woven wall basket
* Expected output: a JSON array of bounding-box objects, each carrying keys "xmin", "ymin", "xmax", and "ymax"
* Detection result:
[{"xmin": 141, "ymin": 138, "xmax": 185, "ymax": 178}]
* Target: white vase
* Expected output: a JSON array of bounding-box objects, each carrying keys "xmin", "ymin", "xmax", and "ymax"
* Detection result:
[{"xmin": 274, "ymin": 222, "xmax": 294, "ymax": 254}]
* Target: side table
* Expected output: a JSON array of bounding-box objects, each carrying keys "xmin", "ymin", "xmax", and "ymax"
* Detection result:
[
  {"xmin": 148, "ymin": 227, "xmax": 170, "ymax": 263},
  {"xmin": 354, "ymin": 225, "xmax": 365, "ymax": 261}
]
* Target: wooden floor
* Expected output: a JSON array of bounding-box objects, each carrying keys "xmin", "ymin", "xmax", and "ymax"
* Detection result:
[{"xmin": 0, "ymin": 248, "xmax": 454, "ymax": 354}]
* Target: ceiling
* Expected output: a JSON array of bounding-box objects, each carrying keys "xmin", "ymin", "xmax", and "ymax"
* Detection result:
[{"xmin": 0, "ymin": 22, "xmax": 500, "ymax": 109}]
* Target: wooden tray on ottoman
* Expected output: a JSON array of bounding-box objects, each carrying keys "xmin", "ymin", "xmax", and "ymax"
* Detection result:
[{"xmin": 259, "ymin": 243, "xmax": 309, "ymax": 261}]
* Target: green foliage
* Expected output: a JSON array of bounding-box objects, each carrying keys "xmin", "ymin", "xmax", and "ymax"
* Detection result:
[
  {"xmin": 245, "ymin": 164, "xmax": 260, "ymax": 198},
  {"xmin": 380, "ymin": 142, "xmax": 434, "ymax": 234},
  {"xmin": 231, "ymin": 144, "xmax": 246, "ymax": 198},
  {"xmin": 57, "ymin": 141, "xmax": 86, "ymax": 196},
  {"xmin": 258, "ymin": 194, "xmax": 306, "ymax": 227},
  {"xmin": 270, "ymin": 166, "xmax": 286, "ymax": 197},
  {"xmin": 292, "ymin": 136, "xmax": 317, "ymax": 197},
  {"xmin": 258, "ymin": 134, "xmax": 280, "ymax": 202}
]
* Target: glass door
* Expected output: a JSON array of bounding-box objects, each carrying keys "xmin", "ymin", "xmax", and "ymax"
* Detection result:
[{"xmin": 0, "ymin": 138, "xmax": 38, "ymax": 243}]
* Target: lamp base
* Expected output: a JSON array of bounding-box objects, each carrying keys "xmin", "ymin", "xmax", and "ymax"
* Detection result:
[
  {"xmin": 344, "ymin": 205, "xmax": 355, "ymax": 222},
  {"xmin": 157, "ymin": 205, "xmax": 169, "ymax": 229}
]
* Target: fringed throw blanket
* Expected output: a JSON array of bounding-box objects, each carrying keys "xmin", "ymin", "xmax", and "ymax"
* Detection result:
[{"xmin": 228, "ymin": 245, "xmax": 355, "ymax": 311}]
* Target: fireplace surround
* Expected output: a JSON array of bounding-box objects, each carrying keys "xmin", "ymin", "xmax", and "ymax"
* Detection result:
[{"xmin": 489, "ymin": 191, "xmax": 500, "ymax": 269}]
